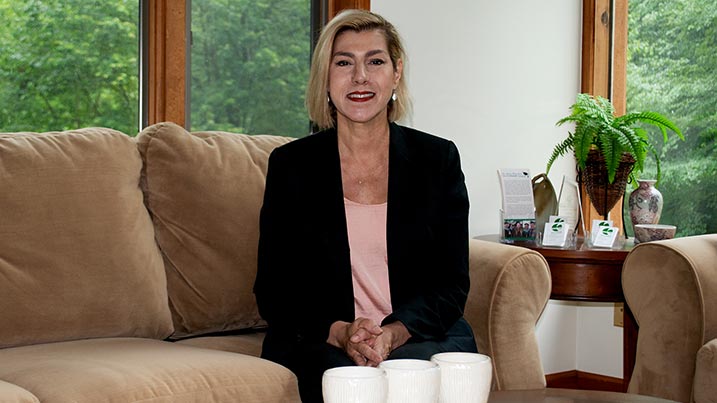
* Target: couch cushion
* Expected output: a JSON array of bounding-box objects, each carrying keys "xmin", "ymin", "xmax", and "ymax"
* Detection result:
[
  {"xmin": 0, "ymin": 380, "xmax": 39, "ymax": 403},
  {"xmin": 0, "ymin": 128, "xmax": 173, "ymax": 348},
  {"xmin": 0, "ymin": 338, "xmax": 300, "ymax": 403},
  {"xmin": 136, "ymin": 122, "xmax": 293, "ymax": 338},
  {"xmin": 175, "ymin": 332, "xmax": 265, "ymax": 357}
]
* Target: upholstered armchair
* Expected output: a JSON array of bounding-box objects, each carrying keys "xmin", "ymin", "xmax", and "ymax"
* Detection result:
[
  {"xmin": 465, "ymin": 239, "xmax": 551, "ymax": 390},
  {"xmin": 622, "ymin": 234, "xmax": 717, "ymax": 403}
]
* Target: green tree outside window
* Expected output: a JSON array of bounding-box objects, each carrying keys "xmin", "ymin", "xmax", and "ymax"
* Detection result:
[
  {"xmin": 0, "ymin": 0, "xmax": 312, "ymax": 138},
  {"xmin": 190, "ymin": 0, "xmax": 311, "ymax": 137},
  {"xmin": 625, "ymin": 0, "xmax": 717, "ymax": 237},
  {"xmin": 0, "ymin": 0, "xmax": 139, "ymax": 135}
]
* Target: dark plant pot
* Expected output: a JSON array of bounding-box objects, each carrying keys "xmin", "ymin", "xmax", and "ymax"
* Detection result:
[{"xmin": 581, "ymin": 150, "xmax": 635, "ymax": 217}]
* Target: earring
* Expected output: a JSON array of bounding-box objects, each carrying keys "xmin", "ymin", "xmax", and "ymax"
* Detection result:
[
  {"xmin": 327, "ymin": 94, "xmax": 331, "ymax": 104},
  {"xmin": 391, "ymin": 90, "xmax": 397, "ymax": 102}
]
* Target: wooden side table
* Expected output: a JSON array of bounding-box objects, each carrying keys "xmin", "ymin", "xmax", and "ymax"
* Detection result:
[
  {"xmin": 489, "ymin": 388, "xmax": 678, "ymax": 403},
  {"xmin": 475, "ymin": 235, "xmax": 637, "ymax": 392}
]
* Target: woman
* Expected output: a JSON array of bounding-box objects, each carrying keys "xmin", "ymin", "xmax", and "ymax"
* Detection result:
[{"xmin": 253, "ymin": 9, "xmax": 477, "ymax": 402}]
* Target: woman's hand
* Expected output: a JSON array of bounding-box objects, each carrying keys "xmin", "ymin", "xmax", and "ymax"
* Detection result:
[
  {"xmin": 327, "ymin": 319, "xmax": 411, "ymax": 367},
  {"xmin": 365, "ymin": 321, "xmax": 411, "ymax": 367},
  {"xmin": 327, "ymin": 318, "xmax": 384, "ymax": 366}
]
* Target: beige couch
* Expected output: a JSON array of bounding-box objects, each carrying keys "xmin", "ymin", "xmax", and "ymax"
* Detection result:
[
  {"xmin": 0, "ymin": 122, "xmax": 551, "ymax": 402},
  {"xmin": 623, "ymin": 234, "xmax": 717, "ymax": 403}
]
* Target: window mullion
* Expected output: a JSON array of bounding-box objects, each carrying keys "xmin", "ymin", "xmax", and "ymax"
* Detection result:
[
  {"xmin": 147, "ymin": 0, "xmax": 187, "ymax": 127},
  {"xmin": 612, "ymin": 0, "xmax": 628, "ymax": 116},
  {"xmin": 329, "ymin": 0, "xmax": 370, "ymax": 18}
]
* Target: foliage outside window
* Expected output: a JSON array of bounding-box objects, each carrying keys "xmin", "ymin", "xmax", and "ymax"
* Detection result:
[
  {"xmin": 0, "ymin": 0, "xmax": 139, "ymax": 135},
  {"xmin": 624, "ymin": 0, "xmax": 716, "ymax": 236},
  {"xmin": 190, "ymin": 0, "xmax": 311, "ymax": 137}
]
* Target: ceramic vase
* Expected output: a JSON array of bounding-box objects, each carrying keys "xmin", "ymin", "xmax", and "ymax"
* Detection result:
[
  {"xmin": 629, "ymin": 179, "xmax": 663, "ymax": 227},
  {"xmin": 532, "ymin": 173, "xmax": 558, "ymax": 239}
]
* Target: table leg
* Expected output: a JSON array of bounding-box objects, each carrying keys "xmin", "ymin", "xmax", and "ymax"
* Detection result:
[{"xmin": 623, "ymin": 304, "xmax": 638, "ymax": 392}]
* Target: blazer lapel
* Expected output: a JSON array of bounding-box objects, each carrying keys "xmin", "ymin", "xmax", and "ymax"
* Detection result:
[
  {"xmin": 386, "ymin": 123, "xmax": 414, "ymax": 283},
  {"xmin": 317, "ymin": 130, "xmax": 355, "ymax": 316},
  {"xmin": 318, "ymin": 129, "xmax": 351, "ymax": 255}
]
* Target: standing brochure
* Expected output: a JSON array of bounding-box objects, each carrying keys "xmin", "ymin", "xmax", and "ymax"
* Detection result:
[
  {"xmin": 557, "ymin": 176, "xmax": 585, "ymax": 237},
  {"xmin": 498, "ymin": 168, "xmax": 536, "ymax": 241}
]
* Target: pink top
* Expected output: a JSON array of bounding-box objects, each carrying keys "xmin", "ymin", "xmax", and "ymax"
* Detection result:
[{"xmin": 343, "ymin": 197, "xmax": 392, "ymax": 326}]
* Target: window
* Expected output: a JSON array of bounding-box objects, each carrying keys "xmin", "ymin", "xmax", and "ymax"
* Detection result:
[
  {"xmin": 148, "ymin": 0, "xmax": 367, "ymax": 132},
  {"xmin": 581, "ymin": 0, "xmax": 715, "ymax": 237},
  {"xmin": 190, "ymin": 0, "xmax": 312, "ymax": 137},
  {"xmin": 623, "ymin": 0, "xmax": 716, "ymax": 236},
  {"xmin": 0, "ymin": 0, "xmax": 140, "ymax": 135},
  {"xmin": 1, "ymin": 1, "xmax": 362, "ymax": 136}
]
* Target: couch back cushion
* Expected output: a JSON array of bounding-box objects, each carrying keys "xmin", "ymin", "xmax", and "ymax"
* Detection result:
[
  {"xmin": 136, "ymin": 122, "xmax": 292, "ymax": 338},
  {"xmin": 0, "ymin": 128, "xmax": 174, "ymax": 348}
]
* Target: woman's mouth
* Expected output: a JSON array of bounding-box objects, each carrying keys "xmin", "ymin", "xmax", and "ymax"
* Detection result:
[{"xmin": 347, "ymin": 92, "xmax": 375, "ymax": 102}]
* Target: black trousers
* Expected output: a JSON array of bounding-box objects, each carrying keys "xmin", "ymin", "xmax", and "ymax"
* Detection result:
[{"xmin": 284, "ymin": 318, "xmax": 478, "ymax": 403}]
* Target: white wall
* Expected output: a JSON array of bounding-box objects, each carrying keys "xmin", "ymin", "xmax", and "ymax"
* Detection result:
[
  {"xmin": 373, "ymin": 0, "xmax": 622, "ymax": 377},
  {"xmin": 577, "ymin": 303, "xmax": 623, "ymax": 377},
  {"xmin": 372, "ymin": 0, "xmax": 580, "ymax": 237}
]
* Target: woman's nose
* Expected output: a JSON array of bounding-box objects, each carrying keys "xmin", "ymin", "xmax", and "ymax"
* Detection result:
[{"xmin": 352, "ymin": 64, "xmax": 368, "ymax": 84}]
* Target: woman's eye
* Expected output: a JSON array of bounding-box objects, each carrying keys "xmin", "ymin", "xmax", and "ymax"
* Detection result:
[
  {"xmin": 370, "ymin": 59, "xmax": 385, "ymax": 65},
  {"xmin": 335, "ymin": 60, "xmax": 350, "ymax": 67}
]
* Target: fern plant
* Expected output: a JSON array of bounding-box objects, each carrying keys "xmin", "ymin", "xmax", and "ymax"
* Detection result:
[{"xmin": 547, "ymin": 93, "xmax": 683, "ymax": 185}]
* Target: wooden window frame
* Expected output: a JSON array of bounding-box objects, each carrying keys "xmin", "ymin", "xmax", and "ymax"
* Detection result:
[
  {"xmin": 146, "ymin": 0, "xmax": 187, "ymax": 127},
  {"xmin": 328, "ymin": 0, "xmax": 370, "ymax": 19},
  {"xmin": 145, "ymin": 0, "xmax": 370, "ymax": 128},
  {"xmin": 580, "ymin": 0, "xmax": 628, "ymax": 231}
]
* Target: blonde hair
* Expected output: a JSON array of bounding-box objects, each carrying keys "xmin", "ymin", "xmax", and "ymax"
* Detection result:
[{"xmin": 306, "ymin": 9, "xmax": 411, "ymax": 130}]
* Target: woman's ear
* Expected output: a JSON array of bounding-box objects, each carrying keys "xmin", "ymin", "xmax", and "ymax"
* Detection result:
[{"xmin": 394, "ymin": 58, "xmax": 403, "ymax": 85}]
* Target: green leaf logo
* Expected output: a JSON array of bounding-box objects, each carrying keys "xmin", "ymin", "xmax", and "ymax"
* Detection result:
[
  {"xmin": 552, "ymin": 223, "xmax": 563, "ymax": 232},
  {"xmin": 602, "ymin": 228, "xmax": 614, "ymax": 235}
]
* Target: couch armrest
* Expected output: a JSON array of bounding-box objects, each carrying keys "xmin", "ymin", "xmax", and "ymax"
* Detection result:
[
  {"xmin": 464, "ymin": 239, "xmax": 551, "ymax": 390},
  {"xmin": 694, "ymin": 338, "xmax": 717, "ymax": 403},
  {"xmin": 622, "ymin": 234, "xmax": 717, "ymax": 403},
  {"xmin": 0, "ymin": 380, "xmax": 39, "ymax": 403}
]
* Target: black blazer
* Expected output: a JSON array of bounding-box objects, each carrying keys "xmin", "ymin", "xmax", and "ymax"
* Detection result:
[{"xmin": 254, "ymin": 122, "xmax": 470, "ymax": 362}]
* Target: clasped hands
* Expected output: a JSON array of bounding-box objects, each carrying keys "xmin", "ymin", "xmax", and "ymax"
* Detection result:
[{"xmin": 327, "ymin": 318, "xmax": 411, "ymax": 367}]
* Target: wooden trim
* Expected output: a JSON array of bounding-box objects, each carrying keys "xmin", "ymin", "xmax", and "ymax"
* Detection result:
[
  {"xmin": 147, "ymin": 0, "xmax": 187, "ymax": 126},
  {"xmin": 612, "ymin": 0, "xmax": 628, "ymax": 116},
  {"xmin": 580, "ymin": 0, "xmax": 624, "ymax": 229},
  {"xmin": 546, "ymin": 370, "xmax": 624, "ymax": 392},
  {"xmin": 580, "ymin": 0, "xmax": 596, "ymax": 95},
  {"xmin": 329, "ymin": 0, "xmax": 370, "ymax": 19},
  {"xmin": 581, "ymin": 0, "xmax": 611, "ymax": 98}
]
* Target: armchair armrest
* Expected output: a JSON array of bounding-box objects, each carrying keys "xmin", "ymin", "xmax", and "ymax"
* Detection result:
[
  {"xmin": 464, "ymin": 239, "xmax": 551, "ymax": 390},
  {"xmin": 622, "ymin": 234, "xmax": 717, "ymax": 403},
  {"xmin": 694, "ymin": 338, "xmax": 717, "ymax": 403}
]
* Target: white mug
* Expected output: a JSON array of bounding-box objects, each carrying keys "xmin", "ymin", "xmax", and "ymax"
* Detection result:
[
  {"xmin": 430, "ymin": 352, "xmax": 492, "ymax": 403},
  {"xmin": 378, "ymin": 359, "xmax": 440, "ymax": 403},
  {"xmin": 322, "ymin": 366, "xmax": 387, "ymax": 403}
]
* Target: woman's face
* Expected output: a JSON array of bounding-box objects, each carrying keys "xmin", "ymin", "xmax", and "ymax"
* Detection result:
[{"xmin": 328, "ymin": 29, "xmax": 402, "ymax": 129}]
